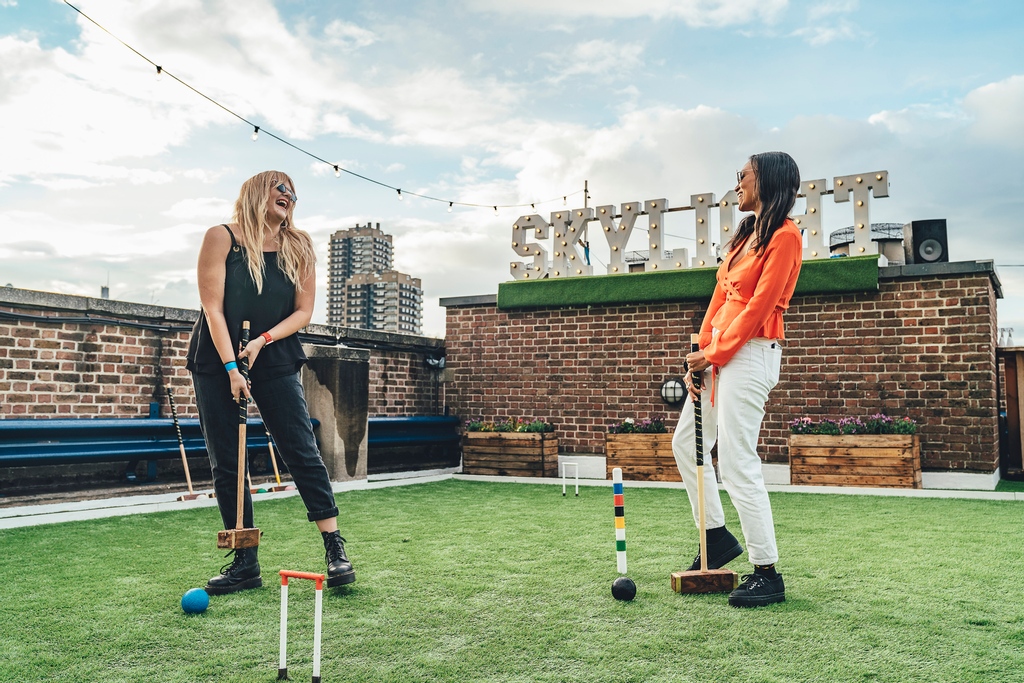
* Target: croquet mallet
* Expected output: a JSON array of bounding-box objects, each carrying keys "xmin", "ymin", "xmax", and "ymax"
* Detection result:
[
  {"xmin": 217, "ymin": 321, "xmax": 261, "ymax": 550},
  {"xmin": 168, "ymin": 386, "xmax": 208, "ymax": 501},
  {"xmin": 671, "ymin": 333, "xmax": 739, "ymax": 594},
  {"xmin": 266, "ymin": 430, "xmax": 295, "ymax": 492}
]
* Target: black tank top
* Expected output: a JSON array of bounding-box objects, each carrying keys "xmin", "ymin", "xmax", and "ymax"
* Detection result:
[{"xmin": 186, "ymin": 225, "xmax": 307, "ymax": 379}]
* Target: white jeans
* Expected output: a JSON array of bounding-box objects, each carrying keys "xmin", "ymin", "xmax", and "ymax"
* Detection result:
[{"xmin": 671, "ymin": 338, "xmax": 783, "ymax": 565}]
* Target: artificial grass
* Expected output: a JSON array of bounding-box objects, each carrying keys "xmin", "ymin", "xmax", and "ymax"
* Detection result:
[
  {"xmin": 497, "ymin": 255, "xmax": 880, "ymax": 309},
  {"xmin": 995, "ymin": 478, "xmax": 1024, "ymax": 493},
  {"xmin": 2, "ymin": 480, "xmax": 1023, "ymax": 682}
]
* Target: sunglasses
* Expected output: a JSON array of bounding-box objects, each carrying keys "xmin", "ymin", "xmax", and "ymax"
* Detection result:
[
  {"xmin": 736, "ymin": 169, "xmax": 754, "ymax": 184},
  {"xmin": 274, "ymin": 183, "xmax": 297, "ymax": 203}
]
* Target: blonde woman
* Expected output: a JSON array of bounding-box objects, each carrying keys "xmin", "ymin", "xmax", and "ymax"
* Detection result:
[{"xmin": 186, "ymin": 171, "xmax": 353, "ymax": 594}]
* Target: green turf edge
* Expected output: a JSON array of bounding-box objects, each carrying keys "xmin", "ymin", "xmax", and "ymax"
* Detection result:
[{"xmin": 497, "ymin": 255, "xmax": 880, "ymax": 310}]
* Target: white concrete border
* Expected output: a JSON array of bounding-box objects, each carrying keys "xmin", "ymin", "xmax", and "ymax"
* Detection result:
[{"xmin": 2, "ymin": 468, "xmax": 1020, "ymax": 530}]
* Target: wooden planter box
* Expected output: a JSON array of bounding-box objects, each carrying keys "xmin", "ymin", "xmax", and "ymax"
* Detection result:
[
  {"xmin": 605, "ymin": 433, "xmax": 681, "ymax": 482},
  {"xmin": 461, "ymin": 432, "xmax": 559, "ymax": 477},
  {"xmin": 789, "ymin": 434, "xmax": 922, "ymax": 488}
]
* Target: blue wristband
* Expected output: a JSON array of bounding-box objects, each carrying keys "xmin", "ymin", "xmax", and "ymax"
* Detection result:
[{"xmin": 224, "ymin": 361, "xmax": 238, "ymax": 372}]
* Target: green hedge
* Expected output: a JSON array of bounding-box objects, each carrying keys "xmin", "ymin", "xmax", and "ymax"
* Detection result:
[{"xmin": 497, "ymin": 255, "xmax": 879, "ymax": 310}]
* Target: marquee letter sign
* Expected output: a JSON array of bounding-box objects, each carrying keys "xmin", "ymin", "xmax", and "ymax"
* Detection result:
[{"xmin": 511, "ymin": 171, "xmax": 890, "ymax": 280}]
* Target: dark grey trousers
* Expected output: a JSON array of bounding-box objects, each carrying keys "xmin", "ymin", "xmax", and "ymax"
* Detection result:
[{"xmin": 191, "ymin": 369, "xmax": 339, "ymax": 529}]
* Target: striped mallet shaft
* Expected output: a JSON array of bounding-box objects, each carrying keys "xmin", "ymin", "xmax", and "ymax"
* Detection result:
[
  {"xmin": 235, "ymin": 322, "xmax": 250, "ymax": 532},
  {"xmin": 612, "ymin": 467, "xmax": 627, "ymax": 574},
  {"xmin": 691, "ymin": 332, "xmax": 708, "ymax": 573},
  {"xmin": 166, "ymin": 386, "xmax": 194, "ymax": 495}
]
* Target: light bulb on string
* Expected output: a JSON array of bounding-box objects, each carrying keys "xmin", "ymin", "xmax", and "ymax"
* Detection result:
[
  {"xmin": 155, "ymin": 65, "xmax": 162, "ymax": 81},
  {"xmin": 397, "ymin": 189, "xmax": 403, "ymax": 201},
  {"xmin": 251, "ymin": 126, "xmax": 259, "ymax": 142},
  {"xmin": 448, "ymin": 202, "xmax": 453, "ymax": 213},
  {"xmin": 493, "ymin": 206, "xmax": 498, "ymax": 216},
  {"xmin": 563, "ymin": 196, "xmax": 567, "ymax": 206},
  {"xmin": 334, "ymin": 165, "xmax": 341, "ymax": 178}
]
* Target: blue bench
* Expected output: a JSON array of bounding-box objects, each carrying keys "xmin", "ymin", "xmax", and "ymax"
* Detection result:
[
  {"xmin": 0, "ymin": 415, "xmax": 460, "ymax": 482},
  {"xmin": 367, "ymin": 415, "xmax": 461, "ymax": 474},
  {"xmin": 0, "ymin": 417, "xmax": 309, "ymax": 482}
]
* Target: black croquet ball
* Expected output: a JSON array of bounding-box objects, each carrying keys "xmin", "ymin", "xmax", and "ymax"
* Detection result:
[{"xmin": 611, "ymin": 576, "xmax": 636, "ymax": 601}]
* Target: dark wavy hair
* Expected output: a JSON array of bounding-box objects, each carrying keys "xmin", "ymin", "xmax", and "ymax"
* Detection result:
[{"xmin": 728, "ymin": 151, "xmax": 800, "ymax": 256}]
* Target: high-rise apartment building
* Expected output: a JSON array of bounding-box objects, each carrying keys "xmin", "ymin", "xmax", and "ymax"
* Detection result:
[{"xmin": 326, "ymin": 223, "xmax": 423, "ymax": 335}]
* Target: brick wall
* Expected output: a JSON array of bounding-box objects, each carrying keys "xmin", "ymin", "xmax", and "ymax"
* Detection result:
[
  {"xmin": 443, "ymin": 262, "xmax": 1001, "ymax": 474},
  {"xmin": 0, "ymin": 288, "xmax": 445, "ymax": 421}
]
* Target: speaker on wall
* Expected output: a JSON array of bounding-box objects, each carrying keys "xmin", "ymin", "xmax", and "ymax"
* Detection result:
[{"xmin": 903, "ymin": 219, "xmax": 949, "ymax": 264}]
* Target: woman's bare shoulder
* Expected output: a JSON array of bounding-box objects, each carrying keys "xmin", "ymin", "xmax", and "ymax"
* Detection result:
[{"xmin": 199, "ymin": 224, "xmax": 237, "ymax": 261}]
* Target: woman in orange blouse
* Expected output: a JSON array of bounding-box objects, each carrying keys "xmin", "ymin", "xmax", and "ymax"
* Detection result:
[{"xmin": 672, "ymin": 151, "xmax": 802, "ymax": 607}]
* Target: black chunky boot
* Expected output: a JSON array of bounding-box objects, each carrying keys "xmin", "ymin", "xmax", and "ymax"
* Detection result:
[
  {"xmin": 205, "ymin": 547, "xmax": 262, "ymax": 595},
  {"xmin": 728, "ymin": 568, "xmax": 785, "ymax": 608},
  {"xmin": 322, "ymin": 531, "xmax": 356, "ymax": 587},
  {"xmin": 686, "ymin": 526, "xmax": 744, "ymax": 571}
]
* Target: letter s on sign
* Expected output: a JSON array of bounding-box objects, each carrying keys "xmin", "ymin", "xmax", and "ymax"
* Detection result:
[{"xmin": 510, "ymin": 214, "xmax": 550, "ymax": 280}]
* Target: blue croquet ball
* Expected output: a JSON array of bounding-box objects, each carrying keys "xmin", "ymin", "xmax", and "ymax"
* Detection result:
[
  {"xmin": 611, "ymin": 576, "xmax": 636, "ymax": 601},
  {"xmin": 181, "ymin": 588, "xmax": 209, "ymax": 614}
]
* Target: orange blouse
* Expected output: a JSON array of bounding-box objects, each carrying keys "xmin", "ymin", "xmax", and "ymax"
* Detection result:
[{"xmin": 698, "ymin": 219, "xmax": 803, "ymax": 367}]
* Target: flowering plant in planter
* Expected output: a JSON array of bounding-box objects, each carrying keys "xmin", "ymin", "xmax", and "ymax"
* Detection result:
[
  {"xmin": 789, "ymin": 413, "xmax": 918, "ymax": 436},
  {"xmin": 465, "ymin": 417, "xmax": 554, "ymax": 433},
  {"xmin": 607, "ymin": 415, "xmax": 668, "ymax": 434}
]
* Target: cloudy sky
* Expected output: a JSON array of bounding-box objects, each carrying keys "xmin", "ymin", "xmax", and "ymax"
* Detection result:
[{"xmin": 1, "ymin": 0, "xmax": 1022, "ymax": 338}]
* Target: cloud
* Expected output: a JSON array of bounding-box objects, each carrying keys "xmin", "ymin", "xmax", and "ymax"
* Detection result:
[
  {"xmin": 162, "ymin": 197, "xmax": 232, "ymax": 220},
  {"xmin": 0, "ymin": 241, "xmax": 56, "ymax": 257},
  {"xmin": 542, "ymin": 40, "xmax": 644, "ymax": 84},
  {"xmin": 807, "ymin": 0, "xmax": 859, "ymax": 20},
  {"xmin": 789, "ymin": 0, "xmax": 866, "ymax": 45},
  {"xmin": 382, "ymin": 68, "xmax": 522, "ymax": 147},
  {"xmin": 322, "ymin": 20, "xmax": 377, "ymax": 50},
  {"xmin": 963, "ymin": 75, "xmax": 1024, "ymax": 149},
  {"xmin": 867, "ymin": 104, "xmax": 970, "ymax": 139},
  {"xmin": 463, "ymin": 0, "xmax": 789, "ymax": 27},
  {"xmin": 790, "ymin": 18, "xmax": 865, "ymax": 46}
]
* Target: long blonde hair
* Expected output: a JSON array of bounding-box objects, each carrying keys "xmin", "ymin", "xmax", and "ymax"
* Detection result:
[{"xmin": 231, "ymin": 170, "xmax": 317, "ymax": 293}]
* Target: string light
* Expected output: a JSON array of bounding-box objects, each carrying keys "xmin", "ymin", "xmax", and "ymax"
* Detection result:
[
  {"xmin": 448, "ymin": 202, "xmax": 453, "ymax": 213},
  {"xmin": 397, "ymin": 189, "xmax": 403, "ymax": 201},
  {"xmin": 155, "ymin": 65, "xmax": 162, "ymax": 81},
  {"xmin": 493, "ymin": 206, "xmax": 498, "ymax": 216},
  {"xmin": 60, "ymin": 0, "xmax": 584, "ymax": 215}
]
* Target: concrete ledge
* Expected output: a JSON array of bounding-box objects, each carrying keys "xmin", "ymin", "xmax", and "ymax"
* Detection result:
[
  {"xmin": 762, "ymin": 463, "xmax": 790, "ymax": 486},
  {"xmin": 879, "ymin": 259, "xmax": 1001, "ymax": 298},
  {"xmin": 368, "ymin": 467, "xmax": 461, "ymax": 482},
  {"xmin": 922, "ymin": 468, "xmax": 1000, "ymax": 491},
  {"xmin": 438, "ymin": 294, "xmax": 498, "ymax": 307},
  {"xmin": 0, "ymin": 286, "xmax": 444, "ymax": 349}
]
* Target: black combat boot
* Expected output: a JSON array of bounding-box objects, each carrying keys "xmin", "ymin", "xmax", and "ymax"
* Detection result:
[
  {"xmin": 322, "ymin": 531, "xmax": 356, "ymax": 587},
  {"xmin": 728, "ymin": 565, "xmax": 786, "ymax": 608},
  {"xmin": 205, "ymin": 547, "xmax": 262, "ymax": 595},
  {"xmin": 686, "ymin": 526, "xmax": 744, "ymax": 571}
]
